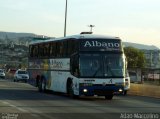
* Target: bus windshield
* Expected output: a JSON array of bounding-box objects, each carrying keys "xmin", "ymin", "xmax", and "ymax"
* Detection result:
[{"xmin": 79, "ymin": 53, "xmax": 125, "ymax": 78}]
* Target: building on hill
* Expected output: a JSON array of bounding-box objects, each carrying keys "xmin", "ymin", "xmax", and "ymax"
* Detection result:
[{"xmin": 123, "ymin": 42, "xmax": 160, "ymax": 69}]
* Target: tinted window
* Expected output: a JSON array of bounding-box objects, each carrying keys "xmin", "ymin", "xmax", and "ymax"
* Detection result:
[
  {"xmin": 29, "ymin": 38, "xmax": 78, "ymax": 58},
  {"xmin": 18, "ymin": 71, "xmax": 28, "ymax": 74},
  {"xmin": 80, "ymin": 53, "xmax": 124, "ymax": 78},
  {"xmin": 59, "ymin": 41, "xmax": 68, "ymax": 57},
  {"xmin": 38, "ymin": 44, "xmax": 43, "ymax": 57},
  {"xmin": 71, "ymin": 54, "xmax": 79, "ymax": 77},
  {"xmin": 30, "ymin": 45, "xmax": 38, "ymax": 58},
  {"xmin": 0, "ymin": 70, "xmax": 4, "ymax": 73},
  {"xmin": 44, "ymin": 43, "xmax": 50, "ymax": 57},
  {"xmin": 50, "ymin": 42, "xmax": 56, "ymax": 57},
  {"xmin": 67, "ymin": 40, "xmax": 78, "ymax": 56}
]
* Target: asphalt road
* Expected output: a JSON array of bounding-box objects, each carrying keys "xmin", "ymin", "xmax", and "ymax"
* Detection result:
[{"xmin": 0, "ymin": 79, "xmax": 160, "ymax": 119}]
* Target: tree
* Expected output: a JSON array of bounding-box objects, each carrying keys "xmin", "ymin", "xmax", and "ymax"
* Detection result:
[{"xmin": 124, "ymin": 47, "xmax": 146, "ymax": 68}]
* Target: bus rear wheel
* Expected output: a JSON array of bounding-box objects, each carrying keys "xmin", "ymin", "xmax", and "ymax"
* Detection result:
[
  {"xmin": 38, "ymin": 77, "xmax": 46, "ymax": 93},
  {"xmin": 38, "ymin": 79, "xmax": 42, "ymax": 92}
]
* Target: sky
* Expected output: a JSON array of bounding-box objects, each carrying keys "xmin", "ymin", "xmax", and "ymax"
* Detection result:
[{"xmin": 0, "ymin": 0, "xmax": 160, "ymax": 48}]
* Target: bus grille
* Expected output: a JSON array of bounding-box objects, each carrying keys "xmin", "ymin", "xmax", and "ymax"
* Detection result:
[
  {"xmin": 93, "ymin": 84, "xmax": 115, "ymax": 86},
  {"xmin": 94, "ymin": 90, "xmax": 113, "ymax": 95}
]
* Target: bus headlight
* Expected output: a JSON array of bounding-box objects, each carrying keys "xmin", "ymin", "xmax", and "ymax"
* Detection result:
[
  {"xmin": 119, "ymin": 88, "xmax": 123, "ymax": 92},
  {"xmin": 83, "ymin": 89, "xmax": 88, "ymax": 93}
]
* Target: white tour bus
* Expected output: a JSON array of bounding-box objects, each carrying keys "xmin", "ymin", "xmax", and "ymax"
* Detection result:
[{"xmin": 28, "ymin": 33, "xmax": 127, "ymax": 100}]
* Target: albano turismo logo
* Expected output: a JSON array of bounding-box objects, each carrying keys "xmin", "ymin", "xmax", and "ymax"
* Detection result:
[
  {"xmin": 50, "ymin": 60, "xmax": 63, "ymax": 68},
  {"xmin": 84, "ymin": 41, "xmax": 120, "ymax": 48}
]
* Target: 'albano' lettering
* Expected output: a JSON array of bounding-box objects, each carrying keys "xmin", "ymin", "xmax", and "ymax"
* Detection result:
[{"xmin": 84, "ymin": 41, "xmax": 120, "ymax": 48}]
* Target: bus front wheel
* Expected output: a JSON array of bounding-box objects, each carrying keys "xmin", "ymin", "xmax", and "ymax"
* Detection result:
[
  {"xmin": 68, "ymin": 82, "xmax": 74, "ymax": 97},
  {"xmin": 67, "ymin": 81, "xmax": 78, "ymax": 99},
  {"xmin": 105, "ymin": 95, "xmax": 113, "ymax": 100},
  {"xmin": 122, "ymin": 90, "xmax": 127, "ymax": 96}
]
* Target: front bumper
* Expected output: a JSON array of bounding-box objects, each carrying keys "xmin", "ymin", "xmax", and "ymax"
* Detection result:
[
  {"xmin": 79, "ymin": 85, "xmax": 124, "ymax": 96},
  {"xmin": 15, "ymin": 77, "xmax": 29, "ymax": 82}
]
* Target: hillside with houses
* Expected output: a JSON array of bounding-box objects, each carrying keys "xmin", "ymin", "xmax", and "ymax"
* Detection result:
[{"xmin": 0, "ymin": 31, "xmax": 37, "ymax": 69}]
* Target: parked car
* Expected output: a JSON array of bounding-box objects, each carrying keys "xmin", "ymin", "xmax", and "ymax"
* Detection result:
[
  {"xmin": 14, "ymin": 70, "xmax": 29, "ymax": 82},
  {"xmin": 0, "ymin": 69, "xmax": 5, "ymax": 79}
]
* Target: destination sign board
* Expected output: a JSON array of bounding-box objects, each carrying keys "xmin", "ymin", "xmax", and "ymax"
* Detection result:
[{"xmin": 79, "ymin": 39, "xmax": 122, "ymax": 51}]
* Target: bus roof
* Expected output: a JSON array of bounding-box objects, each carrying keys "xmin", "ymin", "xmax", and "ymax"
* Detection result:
[{"xmin": 29, "ymin": 34, "xmax": 121, "ymax": 45}]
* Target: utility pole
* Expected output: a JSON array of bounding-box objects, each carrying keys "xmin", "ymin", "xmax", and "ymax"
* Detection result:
[
  {"xmin": 64, "ymin": 0, "xmax": 68, "ymax": 37},
  {"xmin": 150, "ymin": 50, "xmax": 152, "ymax": 68}
]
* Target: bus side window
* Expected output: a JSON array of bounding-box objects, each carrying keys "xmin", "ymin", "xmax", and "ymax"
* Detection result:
[
  {"xmin": 33, "ymin": 46, "xmax": 38, "ymax": 57},
  {"xmin": 47, "ymin": 44, "xmax": 50, "ymax": 57},
  {"xmin": 71, "ymin": 54, "xmax": 79, "ymax": 77},
  {"xmin": 50, "ymin": 42, "xmax": 56, "ymax": 57},
  {"xmin": 50, "ymin": 43, "xmax": 53, "ymax": 57},
  {"xmin": 59, "ymin": 41, "xmax": 68, "ymax": 58},
  {"xmin": 38, "ymin": 44, "xmax": 43, "ymax": 58},
  {"xmin": 43, "ymin": 43, "xmax": 50, "ymax": 57},
  {"xmin": 43, "ymin": 47, "xmax": 47, "ymax": 57},
  {"xmin": 63, "ymin": 40, "xmax": 68, "ymax": 57},
  {"xmin": 56, "ymin": 42, "xmax": 61, "ymax": 57},
  {"xmin": 30, "ymin": 46, "xmax": 33, "ymax": 57},
  {"xmin": 68, "ymin": 40, "xmax": 74, "ymax": 56},
  {"xmin": 59, "ymin": 42, "xmax": 63, "ymax": 57}
]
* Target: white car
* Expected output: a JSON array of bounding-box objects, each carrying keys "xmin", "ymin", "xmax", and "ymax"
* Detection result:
[
  {"xmin": 14, "ymin": 70, "xmax": 29, "ymax": 82},
  {"xmin": 0, "ymin": 69, "xmax": 5, "ymax": 79}
]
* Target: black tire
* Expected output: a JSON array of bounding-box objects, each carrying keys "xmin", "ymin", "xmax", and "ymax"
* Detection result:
[
  {"xmin": 67, "ymin": 81, "xmax": 79, "ymax": 99},
  {"xmin": 105, "ymin": 95, "xmax": 113, "ymax": 100},
  {"xmin": 41, "ymin": 79, "xmax": 46, "ymax": 93},
  {"xmin": 14, "ymin": 77, "xmax": 17, "ymax": 82},
  {"xmin": 38, "ymin": 77, "xmax": 46, "ymax": 93},
  {"xmin": 38, "ymin": 79, "xmax": 42, "ymax": 92},
  {"xmin": 123, "ymin": 90, "xmax": 127, "ymax": 96},
  {"xmin": 36, "ymin": 76, "xmax": 40, "ymax": 87},
  {"xmin": 68, "ymin": 82, "xmax": 74, "ymax": 97}
]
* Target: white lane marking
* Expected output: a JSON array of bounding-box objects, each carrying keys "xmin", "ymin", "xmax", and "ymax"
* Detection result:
[
  {"xmin": 2, "ymin": 101, "xmax": 10, "ymax": 105},
  {"xmin": 2, "ymin": 101, "xmax": 28, "ymax": 112},
  {"xmin": 2, "ymin": 101, "xmax": 43, "ymax": 114},
  {"xmin": 30, "ymin": 114, "xmax": 41, "ymax": 118}
]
